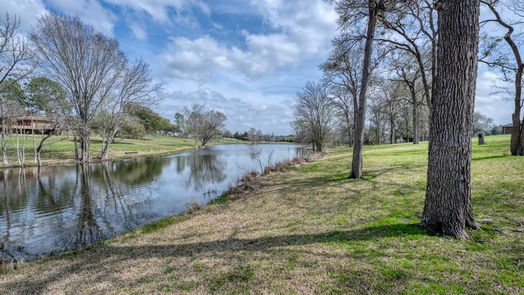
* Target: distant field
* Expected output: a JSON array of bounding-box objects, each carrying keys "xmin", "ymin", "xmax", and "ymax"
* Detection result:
[
  {"xmin": 0, "ymin": 135, "xmax": 522, "ymax": 294},
  {"xmin": 0, "ymin": 135, "xmax": 242, "ymax": 167}
]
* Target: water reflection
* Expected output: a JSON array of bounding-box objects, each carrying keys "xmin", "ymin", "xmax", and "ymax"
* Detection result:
[{"xmin": 0, "ymin": 144, "xmax": 306, "ymax": 260}]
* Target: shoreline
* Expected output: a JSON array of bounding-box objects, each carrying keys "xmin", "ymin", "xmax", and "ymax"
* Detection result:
[
  {"xmin": 0, "ymin": 147, "xmax": 318, "ymax": 265},
  {"xmin": 0, "ymin": 139, "xmax": 299, "ymax": 170}
]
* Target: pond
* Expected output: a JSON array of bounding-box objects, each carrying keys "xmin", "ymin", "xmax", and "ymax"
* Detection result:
[{"xmin": 0, "ymin": 144, "xmax": 308, "ymax": 261}]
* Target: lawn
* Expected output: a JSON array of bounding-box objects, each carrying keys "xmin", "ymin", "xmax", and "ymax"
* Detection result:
[
  {"xmin": 0, "ymin": 135, "xmax": 522, "ymax": 294},
  {"xmin": 0, "ymin": 135, "xmax": 242, "ymax": 167}
]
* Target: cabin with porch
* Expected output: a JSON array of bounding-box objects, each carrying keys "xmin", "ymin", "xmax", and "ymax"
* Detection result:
[{"xmin": 0, "ymin": 115, "xmax": 60, "ymax": 135}]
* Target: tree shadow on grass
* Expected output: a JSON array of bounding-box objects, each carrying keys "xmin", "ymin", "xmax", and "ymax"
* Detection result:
[
  {"xmin": 3, "ymin": 223, "xmax": 425, "ymax": 295},
  {"xmin": 472, "ymin": 155, "xmax": 510, "ymax": 161}
]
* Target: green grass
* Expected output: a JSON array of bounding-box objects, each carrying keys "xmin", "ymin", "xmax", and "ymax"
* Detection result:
[
  {"xmin": 0, "ymin": 134, "xmax": 243, "ymax": 167},
  {"xmin": 0, "ymin": 135, "xmax": 522, "ymax": 294}
]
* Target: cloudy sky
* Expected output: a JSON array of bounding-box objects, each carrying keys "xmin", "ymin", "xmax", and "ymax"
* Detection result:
[{"xmin": 2, "ymin": 0, "xmax": 517, "ymax": 134}]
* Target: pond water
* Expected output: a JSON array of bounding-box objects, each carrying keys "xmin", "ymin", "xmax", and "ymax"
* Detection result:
[{"xmin": 0, "ymin": 144, "xmax": 308, "ymax": 261}]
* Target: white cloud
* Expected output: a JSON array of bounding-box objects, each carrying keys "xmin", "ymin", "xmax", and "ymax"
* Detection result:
[
  {"xmin": 475, "ymin": 70, "xmax": 514, "ymax": 125},
  {"xmin": 0, "ymin": 0, "xmax": 47, "ymax": 30},
  {"xmin": 46, "ymin": 0, "xmax": 116, "ymax": 36},
  {"xmin": 104, "ymin": 0, "xmax": 210, "ymax": 23},
  {"xmin": 158, "ymin": 0, "xmax": 337, "ymax": 80},
  {"xmin": 130, "ymin": 23, "xmax": 147, "ymax": 40}
]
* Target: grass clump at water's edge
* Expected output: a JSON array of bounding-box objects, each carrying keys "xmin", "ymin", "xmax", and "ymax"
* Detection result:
[{"xmin": 0, "ymin": 134, "xmax": 522, "ymax": 295}]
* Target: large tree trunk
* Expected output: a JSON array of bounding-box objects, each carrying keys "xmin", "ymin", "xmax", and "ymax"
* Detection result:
[
  {"xmin": 510, "ymin": 67, "xmax": 523, "ymax": 155},
  {"xmin": 349, "ymin": 5, "xmax": 378, "ymax": 179},
  {"xmin": 421, "ymin": 0, "xmax": 481, "ymax": 239},
  {"xmin": 77, "ymin": 123, "xmax": 90, "ymax": 163}
]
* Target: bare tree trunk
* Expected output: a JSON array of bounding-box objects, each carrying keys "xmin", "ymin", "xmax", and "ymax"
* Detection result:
[
  {"xmin": 510, "ymin": 67, "xmax": 523, "ymax": 155},
  {"xmin": 77, "ymin": 123, "xmax": 90, "ymax": 163},
  {"xmin": 390, "ymin": 117, "xmax": 395, "ymax": 144},
  {"xmin": 350, "ymin": 5, "xmax": 378, "ymax": 179},
  {"xmin": 421, "ymin": 0, "xmax": 480, "ymax": 239},
  {"xmin": 32, "ymin": 122, "xmax": 37, "ymax": 164},
  {"xmin": 376, "ymin": 124, "xmax": 380, "ymax": 145},
  {"xmin": 100, "ymin": 129, "xmax": 118, "ymax": 161},
  {"xmin": 1, "ymin": 119, "xmax": 7, "ymax": 166},
  {"xmin": 412, "ymin": 105, "xmax": 419, "ymax": 144}
]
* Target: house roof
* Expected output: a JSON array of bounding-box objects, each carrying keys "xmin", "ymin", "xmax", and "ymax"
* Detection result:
[
  {"xmin": 502, "ymin": 123, "xmax": 513, "ymax": 127},
  {"xmin": 17, "ymin": 116, "xmax": 54, "ymax": 122}
]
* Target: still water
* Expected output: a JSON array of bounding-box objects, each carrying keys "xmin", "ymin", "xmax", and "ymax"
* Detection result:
[{"xmin": 0, "ymin": 144, "xmax": 307, "ymax": 261}]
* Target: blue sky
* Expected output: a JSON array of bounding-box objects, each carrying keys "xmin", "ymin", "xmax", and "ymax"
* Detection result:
[{"xmin": 3, "ymin": 0, "xmax": 517, "ymax": 134}]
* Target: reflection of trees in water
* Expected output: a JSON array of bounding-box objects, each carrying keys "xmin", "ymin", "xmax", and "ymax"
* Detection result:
[
  {"xmin": 96, "ymin": 163, "xmax": 137, "ymax": 232},
  {"xmin": 180, "ymin": 152, "xmax": 226, "ymax": 191},
  {"xmin": 92, "ymin": 157, "xmax": 171, "ymax": 186},
  {"xmin": 74, "ymin": 165, "xmax": 102, "ymax": 248},
  {"xmin": 35, "ymin": 170, "xmax": 75, "ymax": 215},
  {"xmin": 0, "ymin": 168, "xmax": 30, "ymax": 214}
]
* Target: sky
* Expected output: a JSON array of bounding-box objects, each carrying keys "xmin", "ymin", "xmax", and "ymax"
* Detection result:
[{"xmin": 2, "ymin": 0, "xmax": 517, "ymax": 135}]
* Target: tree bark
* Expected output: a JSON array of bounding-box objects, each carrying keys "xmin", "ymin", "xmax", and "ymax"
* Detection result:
[
  {"xmin": 350, "ymin": 4, "xmax": 378, "ymax": 179},
  {"xmin": 421, "ymin": 0, "xmax": 481, "ymax": 239},
  {"xmin": 1, "ymin": 119, "xmax": 7, "ymax": 166},
  {"xmin": 412, "ymin": 104, "xmax": 419, "ymax": 144},
  {"xmin": 510, "ymin": 67, "xmax": 523, "ymax": 155}
]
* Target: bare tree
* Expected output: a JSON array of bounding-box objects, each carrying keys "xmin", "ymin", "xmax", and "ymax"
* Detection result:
[
  {"xmin": 184, "ymin": 104, "xmax": 226, "ymax": 147},
  {"xmin": 97, "ymin": 60, "xmax": 158, "ymax": 160},
  {"xmin": 480, "ymin": 0, "xmax": 524, "ymax": 155},
  {"xmin": 0, "ymin": 14, "xmax": 34, "ymax": 166},
  {"xmin": 293, "ymin": 81, "xmax": 335, "ymax": 152},
  {"xmin": 367, "ymin": 87, "xmax": 389, "ymax": 144},
  {"xmin": 330, "ymin": 86, "xmax": 355, "ymax": 145},
  {"xmin": 376, "ymin": 0, "xmax": 437, "ymax": 109},
  {"xmin": 330, "ymin": 0, "xmax": 398, "ymax": 179},
  {"xmin": 390, "ymin": 53, "xmax": 426, "ymax": 144},
  {"xmin": 381, "ymin": 81, "xmax": 402, "ymax": 144},
  {"xmin": 421, "ymin": 0, "xmax": 481, "ymax": 239},
  {"xmin": 31, "ymin": 13, "xmax": 126, "ymax": 163}
]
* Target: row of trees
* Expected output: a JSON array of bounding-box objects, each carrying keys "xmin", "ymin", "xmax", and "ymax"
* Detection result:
[
  {"xmin": 0, "ymin": 13, "xmax": 163, "ymax": 166},
  {"xmin": 293, "ymin": 78, "xmax": 497, "ymax": 151},
  {"xmin": 294, "ymin": 0, "xmax": 521, "ymax": 238}
]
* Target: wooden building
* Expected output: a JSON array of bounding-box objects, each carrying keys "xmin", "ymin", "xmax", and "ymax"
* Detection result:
[{"xmin": 0, "ymin": 115, "xmax": 60, "ymax": 135}]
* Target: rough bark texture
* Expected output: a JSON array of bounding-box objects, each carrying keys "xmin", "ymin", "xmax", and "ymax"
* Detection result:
[
  {"xmin": 349, "ymin": 4, "xmax": 378, "ymax": 179},
  {"xmin": 421, "ymin": 0, "xmax": 480, "ymax": 239},
  {"xmin": 510, "ymin": 67, "xmax": 523, "ymax": 155}
]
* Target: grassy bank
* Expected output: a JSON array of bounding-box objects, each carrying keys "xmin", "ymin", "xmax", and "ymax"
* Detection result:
[
  {"xmin": 0, "ymin": 135, "xmax": 241, "ymax": 167},
  {"xmin": 0, "ymin": 135, "xmax": 522, "ymax": 294}
]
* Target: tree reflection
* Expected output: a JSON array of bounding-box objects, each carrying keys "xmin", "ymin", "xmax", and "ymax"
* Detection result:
[
  {"xmin": 184, "ymin": 152, "xmax": 226, "ymax": 190},
  {"xmin": 92, "ymin": 156, "xmax": 170, "ymax": 186},
  {"xmin": 97, "ymin": 163, "xmax": 137, "ymax": 231},
  {"xmin": 35, "ymin": 168, "xmax": 74, "ymax": 215},
  {"xmin": 74, "ymin": 164, "xmax": 102, "ymax": 247}
]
